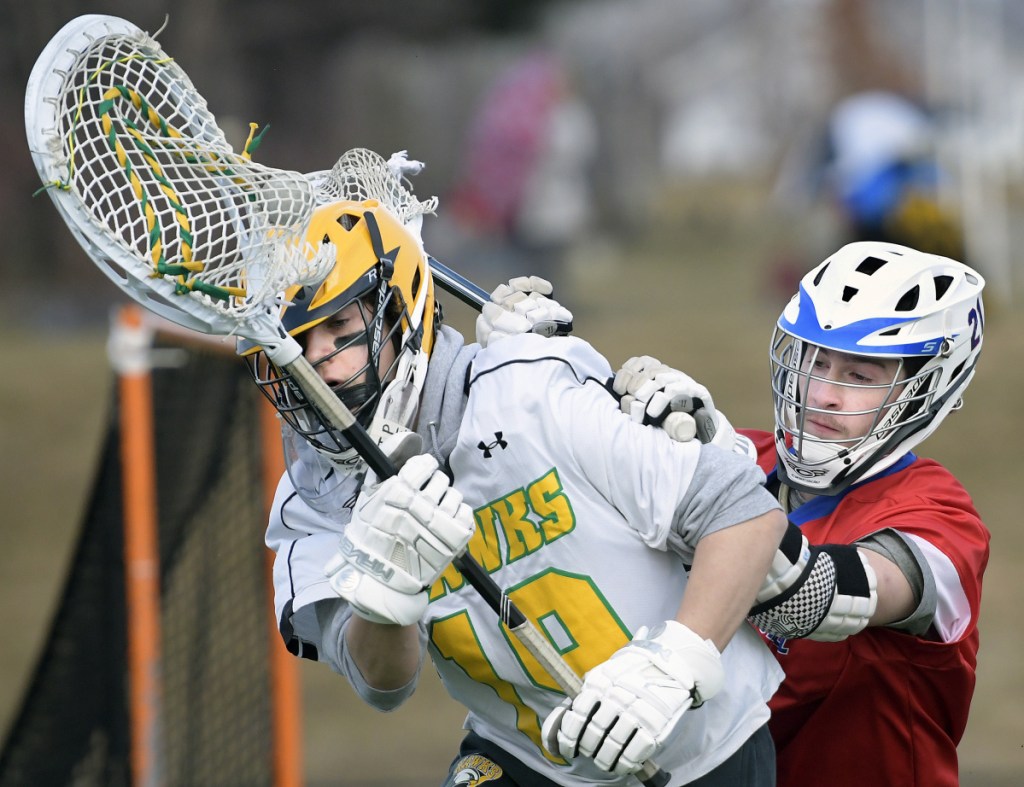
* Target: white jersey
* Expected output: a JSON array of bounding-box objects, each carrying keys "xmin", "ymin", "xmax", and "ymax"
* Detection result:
[{"xmin": 266, "ymin": 332, "xmax": 783, "ymax": 785}]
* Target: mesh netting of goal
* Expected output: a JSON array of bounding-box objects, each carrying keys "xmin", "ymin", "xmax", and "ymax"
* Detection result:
[{"xmin": 0, "ymin": 315, "xmax": 292, "ymax": 786}]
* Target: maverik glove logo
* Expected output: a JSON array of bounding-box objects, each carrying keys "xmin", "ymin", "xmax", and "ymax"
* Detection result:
[
  {"xmin": 339, "ymin": 537, "xmax": 395, "ymax": 581},
  {"xmin": 477, "ymin": 432, "xmax": 508, "ymax": 458}
]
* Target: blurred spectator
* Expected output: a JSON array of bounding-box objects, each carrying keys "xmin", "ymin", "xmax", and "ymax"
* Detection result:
[
  {"xmin": 766, "ymin": 89, "xmax": 967, "ymax": 302},
  {"xmin": 445, "ymin": 51, "xmax": 597, "ymax": 289},
  {"xmin": 823, "ymin": 90, "xmax": 965, "ymax": 261}
]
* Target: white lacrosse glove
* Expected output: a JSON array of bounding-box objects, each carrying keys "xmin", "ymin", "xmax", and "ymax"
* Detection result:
[
  {"xmin": 542, "ymin": 621, "xmax": 724, "ymax": 778},
  {"xmin": 613, "ymin": 355, "xmax": 753, "ymax": 458},
  {"xmin": 475, "ymin": 276, "xmax": 573, "ymax": 348},
  {"xmin": 324, "ymin": 453, "xmax": 475, "ymax": 626}
]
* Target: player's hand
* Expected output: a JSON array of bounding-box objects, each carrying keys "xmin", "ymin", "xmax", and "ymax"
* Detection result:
[
  {"xmin": 613, "ymin": 355, "xmax": 716, "ymax": 441},
  {"xmin": 541, "ymin": 621, "xmax": 724, "ymax": 777},
  {"xmin": 613, "ymin": 355, "xmax": 753, "ymax": 458},
  {"xmin": 475, "ymin": 276, "xmax": 573, "ymax": 348},
  {"xmin": 324, "ymin": 453, "xmax": 475, "ymax": 626}
]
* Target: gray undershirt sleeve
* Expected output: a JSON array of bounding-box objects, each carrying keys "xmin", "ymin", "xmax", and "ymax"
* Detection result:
[
  {"xmin": 314, "ymin": 597, "xmax": 427, "ymax": 711},
  {"xmin": 667, "ymin": 444, "xmax": 782, "ymax": 559},
  {"xmin": 858, "ymin": 528, "xmax": 937, "ymax": 636}
]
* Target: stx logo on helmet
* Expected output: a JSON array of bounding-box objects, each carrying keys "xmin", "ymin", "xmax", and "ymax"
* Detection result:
[
  {"xmin": 781, "ymin": 454, "xmax": 829, "ymax": 478},
  {"xmin": 477, "ymin": 432, "xmax": 508, "ymax": 458}
]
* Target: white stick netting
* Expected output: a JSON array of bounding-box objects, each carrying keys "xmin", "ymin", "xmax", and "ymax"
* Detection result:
[
  {"xmin": 40, "ymin": 22, "xmax": 329, "ymax": 315},
  {"xmin": 306, "ymin": 148, "xmax": 438, "ymax": 225}
]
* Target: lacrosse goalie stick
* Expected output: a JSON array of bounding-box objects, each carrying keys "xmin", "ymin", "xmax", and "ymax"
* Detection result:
[{"xmin": 25, "ymin": 16, "xmax": 666, "ymax": 786}]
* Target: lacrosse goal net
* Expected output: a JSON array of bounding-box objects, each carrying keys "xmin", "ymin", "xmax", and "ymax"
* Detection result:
[{"xmin": 0, "ymin": 305, "xmax": 300, "ymax": 787}]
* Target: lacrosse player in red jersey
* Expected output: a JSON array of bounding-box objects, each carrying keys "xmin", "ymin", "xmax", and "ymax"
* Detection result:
[
  {"xmin": 616, "ymin": 241, "xmax": 989, "ymax": 787},
  {"xmin": 250, "ymin": 194, "xmax": 789, "ymax": 785}
]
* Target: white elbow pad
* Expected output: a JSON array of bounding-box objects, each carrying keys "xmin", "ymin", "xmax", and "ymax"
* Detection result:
[{"xmin": 748, "ymin": 523, "xmax": 878, "ymax": 642}]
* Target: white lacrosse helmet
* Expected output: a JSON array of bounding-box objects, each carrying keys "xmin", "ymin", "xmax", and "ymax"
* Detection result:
[{"xmin": 770, "ymin": 241, "xmax": 985, "ymax": 494}]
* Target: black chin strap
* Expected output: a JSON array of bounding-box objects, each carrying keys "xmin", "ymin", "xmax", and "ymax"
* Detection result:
[{"xmin": 361, "ymin": 210, "xmax": 396, "ymax": 280}]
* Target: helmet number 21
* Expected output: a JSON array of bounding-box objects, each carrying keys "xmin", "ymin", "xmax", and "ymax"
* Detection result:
[{"xmin": 968, "ymin": 297, "xmax": 984, "ymax": 350}]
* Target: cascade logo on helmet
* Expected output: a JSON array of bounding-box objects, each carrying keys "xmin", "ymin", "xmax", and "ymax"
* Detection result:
[{"xmin": 770, "ymin": 240, "xmax": 985, "ymax": 494}]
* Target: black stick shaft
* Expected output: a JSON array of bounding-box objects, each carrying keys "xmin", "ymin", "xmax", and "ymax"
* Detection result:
[{"xmin": 428, "ymin": 256, "xmax": 489, "ymax": 309}]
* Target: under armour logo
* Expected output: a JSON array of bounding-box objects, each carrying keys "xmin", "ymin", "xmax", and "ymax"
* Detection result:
[{"xmin": 477, "ymin": 432, "xmax": 508, "ymax": 458}]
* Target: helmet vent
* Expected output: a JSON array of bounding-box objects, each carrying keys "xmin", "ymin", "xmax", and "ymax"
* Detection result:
[
  {"xmin": 338, "ymin": 213, "xmax": 361, "ymax": 231},
  {"xmin": 842, "ymin": 286, "xmax": 858, "ymax": 302},
  {"xmin": 934, "ymin": 275, "xmax": 954, "ymax": 300},
  {"xmin": 411, "ymin": 268, "xmax": 421, "ymax": 298},
  {"xmin": 895, "ymin": 285, "xmax": 920, "ymax": 312},
  {"xmin": 813, "ymin": 263, "xmax": 830, "ymax": 286},
  {"xmin": 855, "ymin": 256, "xmax": 888, "ymax": 275}
]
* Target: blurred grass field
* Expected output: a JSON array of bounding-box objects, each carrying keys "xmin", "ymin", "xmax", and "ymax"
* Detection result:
[{"xmin": 2, "ymin": 199, "xmax": 1022, "ymax": 784}]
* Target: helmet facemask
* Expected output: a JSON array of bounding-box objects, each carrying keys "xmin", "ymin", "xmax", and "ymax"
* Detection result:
[
  {"xmin": 255, "ymin": 281, "xmax": 408, "ymax": 458},
  {"xmin": 771, "ymin": 332, "xmax": 946, "ymax": 492}
]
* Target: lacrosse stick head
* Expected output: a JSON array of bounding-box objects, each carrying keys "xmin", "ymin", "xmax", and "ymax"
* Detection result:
[
  {"xmin": 25, "ymin": 15, "xmax": 331, "ymax": 358},
  {"xmin": 243, "ymin": 198, "xmax": 436, "ymax": 468}
]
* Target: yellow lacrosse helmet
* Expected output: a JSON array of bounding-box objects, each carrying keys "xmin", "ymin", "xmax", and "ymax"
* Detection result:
[
  {"xmin": 245, "ymin": 199, "xmax": 437, "ymax": 464},
  {"xmin": 280, "ymin": 199, "xmax": 435, "ymax": 354}
]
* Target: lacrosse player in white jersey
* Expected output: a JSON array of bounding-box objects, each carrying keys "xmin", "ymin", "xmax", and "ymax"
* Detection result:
[{"xmin": 250, "ymin": 197, "xmax": 787, "ymax": 786}]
